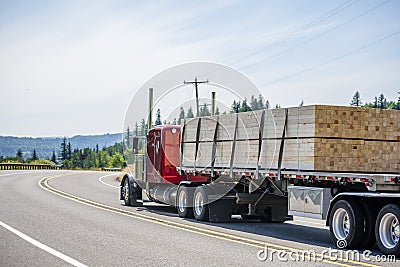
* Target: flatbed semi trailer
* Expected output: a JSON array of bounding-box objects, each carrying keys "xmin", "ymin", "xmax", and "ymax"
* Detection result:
[{"xmin": 121, "ymin": 105, "xmax": 400, "ymax": 255}]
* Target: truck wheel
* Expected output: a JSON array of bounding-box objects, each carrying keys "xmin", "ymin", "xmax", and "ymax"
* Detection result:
[
  {"xmin": 123, "ymin": 178, "xmax": 142, "ymax": 207},
  {"xmin": 329, "ymin": 200, "xmax": 364, "ymax": 249},
  {"xmin": 359, "ymin": 201, "xmax": 376, "ymax": 249},
  {"xmin": 375, "ymin": 204, "xmax": 400, "ymax": 256},
  {"xmin": 123, "ymin": 178, "xmax": 131, "ymax": 206},
  {"xmin": 193, "ymin": 186, "xmax": 209, "ymax": 221},
  {"xmin": 177, "ymin": 186, "xmax": 194, "ymax": 218}
]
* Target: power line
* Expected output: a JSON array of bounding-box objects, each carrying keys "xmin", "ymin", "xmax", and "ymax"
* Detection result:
[
  {"xmin": 230, "ymin": 0, "xmax": 358, "ymax": 65},
  {"xmin": 259, "ymin": 28, "xmax": 400, "ymax": 87},
  {"xmin": 198, "ymin": 0, "xmax": 359, "ymax": 80},
  {"xmin": 173, "ymin": 1, "xmax": 393, "ymax": 109},
  {"xmin": 240, "ymin": 0, "xmax": 391, "ymax": 70}
]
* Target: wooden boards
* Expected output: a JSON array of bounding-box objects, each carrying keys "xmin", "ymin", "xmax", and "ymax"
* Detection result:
[
  {"xmin": 312, "ymin": 105, "xmax": 399, "ymax": 173},
  {"xmin": 181, "ymin": 105, "xmax": 400, "ymax": 173}
]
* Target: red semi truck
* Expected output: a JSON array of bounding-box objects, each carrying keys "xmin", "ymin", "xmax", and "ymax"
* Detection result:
[{"xmin": 121, "ymin": 108, "xmax": 400, "ymax": 256}]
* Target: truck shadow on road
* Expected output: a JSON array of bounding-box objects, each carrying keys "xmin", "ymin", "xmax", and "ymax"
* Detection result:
[
  {"xmin": 137, "ymin": 204, "xmax": 332, "ymax": 247},
  {"xmin": 134, "ymin": 204, "xmax": 389, "ymax": 257}
]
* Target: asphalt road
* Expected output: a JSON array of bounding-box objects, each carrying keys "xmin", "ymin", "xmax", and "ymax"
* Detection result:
[{"xmin": 0, "ymin": 170, "xmax": 396, "ymax": 266}]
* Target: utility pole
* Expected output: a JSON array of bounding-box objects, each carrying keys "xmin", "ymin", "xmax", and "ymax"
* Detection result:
[
  {"xmin": 184, "ymin": 77, "xmax": 208, "ymax": 117},
  {"xmin": 148, "ymin": 88, "xmax": 153, "ymax": 131}
]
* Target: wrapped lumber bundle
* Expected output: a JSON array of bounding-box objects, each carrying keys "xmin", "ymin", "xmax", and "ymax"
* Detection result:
[{"xmin": 181, "ymin": 105, "xmax": 400, "ymax": 174}]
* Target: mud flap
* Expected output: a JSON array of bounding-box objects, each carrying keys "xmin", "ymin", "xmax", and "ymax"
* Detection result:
[{"xmin": 208, "ymin": 195, "xmax": 236, "ymax": 223}]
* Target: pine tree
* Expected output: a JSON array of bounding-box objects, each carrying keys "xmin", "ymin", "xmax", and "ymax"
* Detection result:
[
  {"xmin": 67, "ymin": 142, "xmax": 72, "ymax": 160},
  {"xmin": 350, "ymin": 91, "xmax": 362, "ymax": 107},
  {"xmin": 265, "ymin": 100, "xmax": 270, "ymax": 109},
  {"xmin": 239, "ymin": 98, "xmax": 251, "ymax": 112},
  {"xmin": 32, "ymin": 149, "xmax": 38, "ymax": 161},
  {"xmin": 178, "ymin": 107, "xmax": 185, "ymax": 124},
  {"xmin": 231, "ymin": 100, "xmax": 237, "ymax": 113},
  {"xmin": 231, "ymin": 100, "xmax": 241, "ymax": 113},
  {"xmin": 373, "ymin": 96, "xmax": 378, "ymax": 108},
  {"xmin": 186, "ymin": 107, "xmax": 194, "ymax": 118},
  {"xmin": 378, "ymin": 94, "xmax": 386, "ymax": 109},
  {"xmin": 258, "ymin": 94, "xmax": 265, "ymax": 110},
  {"xmin": 16, "ymin": 148, "xmax": 23, "ymax": 162},
  {"xmin": 200, "ymin": 103, "xmax": 211, "ymax": 117},
  {"xmin": 140, "ymin": 119, "xmax": 147, "ymax": 135},
  {"xmin": 250, "ymin": 95, "xmax": 258, "ymax": 111},
  {"xmin": 60, "ymin": 137, "xmax": 67, "ymax": 161},
  {"xmin": 125, "ymin": 127, "xmax": 131, "ymax": 149},
  {"xmin": 51, "ymin": 151, "xmax": 57, "ymax": 164},
  {"xmin": 155, "ymin": 109, "xmax": 162, "ymax": 125}
]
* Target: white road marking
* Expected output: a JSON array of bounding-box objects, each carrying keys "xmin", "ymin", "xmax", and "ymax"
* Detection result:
[
  {"xmin": 0, "ymin": 220, "xmax": 87, "ymax": 267},
  {"xmin": 0, "ymin": 171, "xmax": 36, "ymax": 177},
  {"xmin": 98, "ymin": 173, "xmax": 120, "ymax": 189}
]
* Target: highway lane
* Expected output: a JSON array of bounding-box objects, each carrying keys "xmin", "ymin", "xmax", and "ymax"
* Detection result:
[{"xmin": 0, "ymin": 170, "xmax": 396, "ymax": 266}]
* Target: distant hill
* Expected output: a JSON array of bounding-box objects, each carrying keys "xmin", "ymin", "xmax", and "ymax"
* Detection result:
[{"xmin": 0, "ymin": 133, "xmax": 122, "ymax": 160}]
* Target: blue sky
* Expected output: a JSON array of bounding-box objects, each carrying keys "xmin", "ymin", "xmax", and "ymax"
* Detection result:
[{"xmin": 1, "ymin": 0, "xmax": 399, "ymax": 136}]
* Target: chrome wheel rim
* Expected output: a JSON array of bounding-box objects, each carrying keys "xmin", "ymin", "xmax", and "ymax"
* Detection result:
[
  {"xmin": 194, "ymin": 191, "xmax": 204, "ymax": 216},
  {"xmin": 379, "ymin": 213, "xmax": 399, "ymax": 249},
  {"xmin": 124, "ymin": 180, "xmax": 129, "ymax": 202},
  {"xmin": 178, "ymin": 190, "xmax": 187, "ymax": 213},
  {"xmin": 332, "ymin": 208, "xmax": 350, "ymax": 240}
]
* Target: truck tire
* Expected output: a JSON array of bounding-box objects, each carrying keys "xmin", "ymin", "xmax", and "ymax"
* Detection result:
[
  {"xmin": 375, "ymin": 204, "xmax": 400, "ymax": 256},
  {"xmin": 123, "ymin": 178, "xmax": 131, "ymax": 206},
  {"xmin": 177, "ymin": 186, "xmax": 194, "ymax": 218},
  {"xmin": 193, "ymin": 186, "xmax": 209, "ymax": 221},
  {"xmin": 329, "ymin": 200, "xmax": 364, "ymax": 249},
  {"xmin": 358, "ymin": 201, "xmax": 376, "ymax": 249},
  {"xmin": 123, "ymin": 178, "xmax": 142, "ymax": 207}
]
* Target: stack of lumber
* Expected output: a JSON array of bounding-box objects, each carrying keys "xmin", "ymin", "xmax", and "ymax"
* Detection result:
[{"xmin": 181, "ymin": 105, "xmax": 400, "ymax": 173}]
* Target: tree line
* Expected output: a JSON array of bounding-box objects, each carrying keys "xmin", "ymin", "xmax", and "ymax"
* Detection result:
[
  {"xmin": 0, "ymin": 148, "xmax": 55, "ymax": 165},
  {"xmin": 0, "ymin": 137, "xmax": 125, "ymax": 170},
  {"xmin": 350, "ymin": 91, "xmax": 400, "ymax": 110},
  {"xmin": 59, "ymin": 137, "xmax": 125, "ymax": 169}
]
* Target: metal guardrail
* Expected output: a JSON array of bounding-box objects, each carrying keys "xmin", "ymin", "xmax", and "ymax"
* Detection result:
[
  {"xmin": 0, "ymin": 163, "xmax": 123, "ymax": 171},
  {"xmin": 0, "ymin": 163, "xmax": 62, "ymax": 170},
  {"xmin": 101, "ymin": 167, "xmax": 122, "ymax": 172}
]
